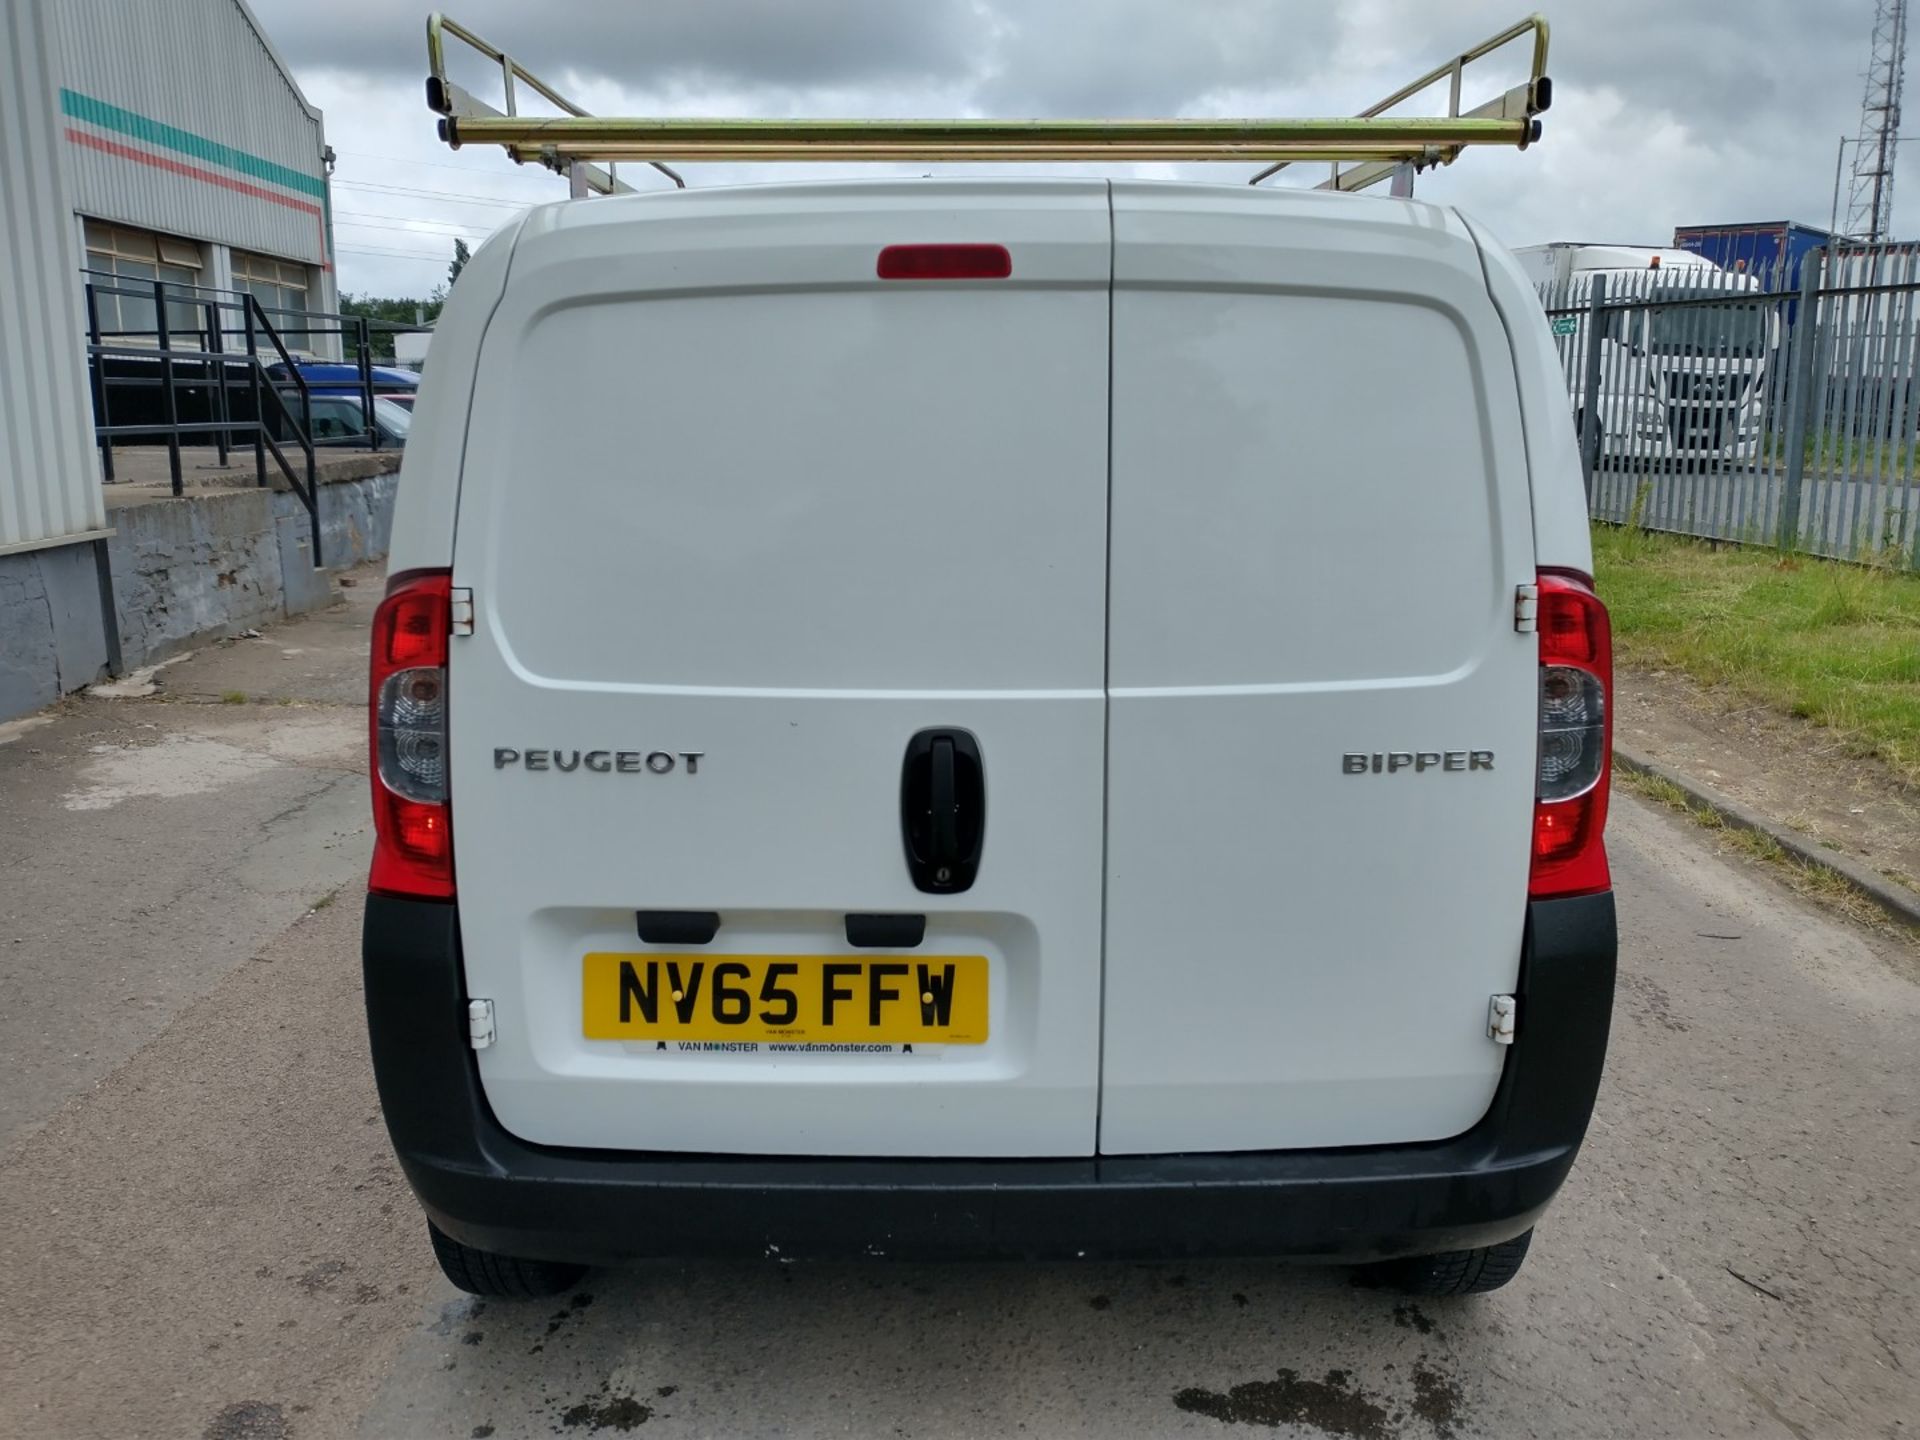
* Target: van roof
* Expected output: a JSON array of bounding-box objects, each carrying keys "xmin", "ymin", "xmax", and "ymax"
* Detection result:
[{"xmin": 510, "ymin": 175, "xmax": 1458, "ymax": 237}]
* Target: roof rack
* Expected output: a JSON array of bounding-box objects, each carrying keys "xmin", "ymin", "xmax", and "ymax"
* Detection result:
[
  {"xmin": 1249, "ymin": 16, "xmax": 1551, "ymax": 193},
  {"xmin": 424, "ymin": 12, "xmax": 1549, "ymax": 192}
]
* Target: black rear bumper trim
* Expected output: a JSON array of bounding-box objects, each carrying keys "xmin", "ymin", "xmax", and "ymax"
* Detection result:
[{"xmin": 362, "ymin": 891, "xmax": 1616, "ymax": 1265}]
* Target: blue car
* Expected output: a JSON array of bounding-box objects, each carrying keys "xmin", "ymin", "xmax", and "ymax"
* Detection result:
[{"xmin": 266, "ymin": 360, "xmax": 420, "ymax": 408}]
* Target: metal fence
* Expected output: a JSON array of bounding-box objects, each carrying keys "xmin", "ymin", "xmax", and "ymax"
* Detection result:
[
  {"xmin": 1540, "ymin": 247, "xmax": 1920, "ymax": 569},
  {"xmin": 83, "ymin": 271, "xmax": 429, "ymax": 476},
  {"xmin": 82, "ymin": 273, "xmax": 430, "ymax": 568}
]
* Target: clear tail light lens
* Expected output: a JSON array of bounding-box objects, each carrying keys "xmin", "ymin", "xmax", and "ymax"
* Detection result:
[
  {"xmin": 377, "ymin": 667, "xmax": 448, "ymax": 802},
  {"xmin": 1538, "ymin": 666, "xmax": 1606, "ymax": 800},
  {"xmin": 1530, "ymin": 570, "xmax": 1612, "ymax": 899},
  {"xmin": 370, "ymin": 570, "xmax": 454, "ymax": 899}
]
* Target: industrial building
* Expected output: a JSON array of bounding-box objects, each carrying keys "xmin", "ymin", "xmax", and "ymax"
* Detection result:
[
  {"xmin": 60, "ymin": 0, "xmax": 336, "ymax": 331},
  {"xmin": 1, "ymin": 0, "xmax": 340, "ymax": 720}
]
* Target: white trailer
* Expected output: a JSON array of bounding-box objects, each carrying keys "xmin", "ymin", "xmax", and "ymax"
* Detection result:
[{"xmin": 1519, "ymin": 243, "xmax": 1776, "ymax": 463}]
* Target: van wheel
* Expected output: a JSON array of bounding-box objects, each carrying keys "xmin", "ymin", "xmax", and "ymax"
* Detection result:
[
  {"xmin": 1362, "ymin": 1229, "xmax": 1532, "ymax": 1297},
  {"xmin": 428, "ymin": 1222, "xmax": 587, "ymax": 1299}
]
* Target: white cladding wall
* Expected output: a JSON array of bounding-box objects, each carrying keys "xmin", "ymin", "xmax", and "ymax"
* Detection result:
[
  {"xmin": 2, "ymin": 0, "xmax": 106, "ymax": 550},
  {"xmin": 54, "ymin": 0, "xmax": 330, "ymax": 267}
]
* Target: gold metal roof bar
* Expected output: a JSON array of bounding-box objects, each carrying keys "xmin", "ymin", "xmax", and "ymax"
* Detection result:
[
  {"xmin": 1250, "ymin": 14, "xmax": 1551, "ymax": 191},
  {"xmin": 425, "ymin": 12, "xmax": 1549, "ymax": 177},
  {"xmin": 505, "ymin": 143, "xmax": 1476, "ymax": 165},
  {"xmin": 424, "ymin": 12, "xmax": 683, "ymax": 190},
  {"xmin": 454, "ymin": 115, "xmax": 1531, "ymax": 164}
]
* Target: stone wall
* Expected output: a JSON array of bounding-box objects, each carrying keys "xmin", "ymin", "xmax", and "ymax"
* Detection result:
[{"xmin": 0, "ymin": 460, "xmax": 400, "ymax": 720}]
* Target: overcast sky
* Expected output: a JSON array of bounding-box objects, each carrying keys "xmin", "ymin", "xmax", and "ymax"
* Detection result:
[{"xmin": 245, "ymin": 0, "xmax": 1894, "ymax": 300}]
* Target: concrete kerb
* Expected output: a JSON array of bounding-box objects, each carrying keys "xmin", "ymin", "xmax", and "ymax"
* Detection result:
[{"xmin": 1614, "ymin": 744, "xmax": 1920, "ymax": 933}]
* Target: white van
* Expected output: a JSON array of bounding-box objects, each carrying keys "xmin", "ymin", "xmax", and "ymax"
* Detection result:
[
  {"xmin": 363, "ymin": 179, "xmax": 1618, "ymax": 1301},
  {"xmin": 1517, "ymin": 243, "xmax": 1775, "ymax": 463}
]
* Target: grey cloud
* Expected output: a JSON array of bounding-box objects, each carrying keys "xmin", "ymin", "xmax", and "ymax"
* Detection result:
[
  {"xmin": 264, "ymin": 0, "xmax": 1904, "ymax": 297},
  {"xmin": 253, "ymin": 0, "xmax": 983, "ymax": 89},
  {"xmin": 970, "ymin": 2, "xmax": 1344, "ymax": 116}
]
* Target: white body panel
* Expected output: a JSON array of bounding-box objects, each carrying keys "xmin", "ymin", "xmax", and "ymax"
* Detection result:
[
  {"xmin": 413, "ymin": 178, "xmax": 1580, "ymax": 1162},
  {"xmin": 1461, "ymin": 218, "xmax": 1592, "ymax": 571},
  {"xmin": 387, "ymin": 219, "xmax": 519, "ymax": 575},
  {"xmin": 1097, "ymin": 186, "xmax": 1539, "ymax": 1153},
  {"xmin": 447, "ymin": 182, "xmax": 1112, "ymax": 1156}
]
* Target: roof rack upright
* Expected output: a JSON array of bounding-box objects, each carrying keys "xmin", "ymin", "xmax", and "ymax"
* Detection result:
[
  {"xmin": 1248, "ymin": 15, "xmax": 1551, "ymax": 193},
  {"xmin": 424, "ymin": 12, "xmax": 1549, "ymax": 193}
]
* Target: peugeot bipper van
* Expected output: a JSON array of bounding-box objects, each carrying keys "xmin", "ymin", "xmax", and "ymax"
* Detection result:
[{"xmin": 362, "ymin": 179, "xmax": 1617, "ymax": 1301}]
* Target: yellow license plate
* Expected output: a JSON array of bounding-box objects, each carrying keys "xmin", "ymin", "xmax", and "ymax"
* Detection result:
[{"xmin": 582, "ymin": 952, "xmax": 990, "ymax": 1045}]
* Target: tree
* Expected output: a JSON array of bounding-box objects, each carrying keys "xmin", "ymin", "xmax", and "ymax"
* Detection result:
[
  {"xmin": 339, "ymin": 292, "xmax": 445, "ymax": 361},
  {"xmin": 448, "ymin": 237, "xmax": 471, "ymax": 288}
]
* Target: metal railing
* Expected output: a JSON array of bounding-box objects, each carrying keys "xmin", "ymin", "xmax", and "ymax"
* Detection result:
[
  {"xmin": 86, "ymin": 276, "xmax": 322, "ymax": 562},
  {"xmin": 1541, "ymin": 246, "xmax": 1920, "ymax": 569},
  {"xmin": 84, "ymin": 275, "xmax": 432, "ymax": 567}
]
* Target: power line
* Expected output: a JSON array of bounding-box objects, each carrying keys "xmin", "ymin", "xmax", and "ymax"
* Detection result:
[
  {"xmin": 335, "ymin": 214, "xmax": 490, "ymax": 239},
  {"xmin": 336, "ymin": 246, "xmax": 459, "ymax": 263},
  {"xmin": 334, "ymin": 179, "xmax": 534, "ymax": 210},
  {"xmin": 337, "ymin": 222, "xmax": 485, "ymax": 242},
  {"xmin": 337, "ymin": 148, "xmax": 508, "ymax": 175},
  {"xmin": 336, "ymin": 207, "xmax": 479, "ymax": 225}
]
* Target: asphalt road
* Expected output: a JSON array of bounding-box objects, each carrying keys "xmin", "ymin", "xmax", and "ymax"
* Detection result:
[{"xmin": 2, "ymin": 584, "xmax": 1916, "ymax": 1439}]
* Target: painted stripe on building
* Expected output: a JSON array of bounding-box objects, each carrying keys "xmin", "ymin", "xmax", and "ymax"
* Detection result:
[
  {"xmin": 66, "ymin": 129, "xmax": 322, "ymax": 219},
  {"xmin": 58, "ymin": 88, "xmax": 330, "ymax": 269},
  {"xmin": 59, "ymin": 88, "xmax": 325, "ymax": 197}
]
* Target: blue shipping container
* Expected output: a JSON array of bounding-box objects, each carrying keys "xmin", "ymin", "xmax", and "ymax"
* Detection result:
[{"xmin": 1672, "ymin": 221, "xmax": 1831, "ymax": 292}]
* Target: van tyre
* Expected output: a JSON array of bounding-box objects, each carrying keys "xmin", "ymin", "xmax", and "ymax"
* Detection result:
[
  {"xmin": 429, "ymin": 1221, "xmax": 587, "ymax": 1299},
  {"xmin": 1365, "ymin": 1229, "xmax": 1533, "ymax": 1296}
]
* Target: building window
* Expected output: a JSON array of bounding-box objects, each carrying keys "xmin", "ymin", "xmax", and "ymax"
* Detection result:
[
  {"xmin": 231, "ymin": 251, "xmax": 313, "ymax": 344},
  {"xmin": 83, "ymin": 220, "xmax": 204, "ymax": 340}
]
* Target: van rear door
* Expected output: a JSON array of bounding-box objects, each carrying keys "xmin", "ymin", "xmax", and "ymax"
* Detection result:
[
  {"xmin": 447, "ymin": 181, "xmax": 1112, "ymax": 1158},
  {"xmin": 1099, "ymin": 184, "xmax": 1541, "ymax": 1154}
]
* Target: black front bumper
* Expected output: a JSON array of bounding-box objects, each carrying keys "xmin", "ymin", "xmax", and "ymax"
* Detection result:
[{"xmin": 363, "ymin": 893, "xmax": 1616, "ymax": 1267}]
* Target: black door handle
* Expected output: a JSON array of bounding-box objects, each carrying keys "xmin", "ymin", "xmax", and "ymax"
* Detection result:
[
  {"xmin": 901, "ymin": 728, "xmax": 984, "ymax": 894},
  {"xmin": 930, "ymin": 737, "xmax": 959, "ymax": 866}
]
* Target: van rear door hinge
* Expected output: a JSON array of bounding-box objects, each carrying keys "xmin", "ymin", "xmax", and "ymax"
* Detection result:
[
  {"xmin": 468, "ymin": 998, "xmax": 496, "ymax": 1049},
  {"xmin": 1487, "ymin": 994, "xmax": 1518, "ymax": 1045},
  {"xmin": 450, "ymin": 587, "xmax": 475, "ymax": 637},
  {"xmin": 1513, "ymin": 584, "xmax": 1539, "ymax": 633}
]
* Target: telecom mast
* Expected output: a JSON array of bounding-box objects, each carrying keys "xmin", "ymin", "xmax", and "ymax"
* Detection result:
[{"xmin": 1845, "ymin": 0, "xmax": 1909, "ymax": 242}]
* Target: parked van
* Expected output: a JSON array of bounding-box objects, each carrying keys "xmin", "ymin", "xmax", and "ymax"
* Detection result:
[
  {"xmin": 364, "ymin": 180, "xmax": 1618, "ymax": 1301},
  {"xmin": 1518, "ymin": 242, "xmax": 1776, "ymax": 463}
]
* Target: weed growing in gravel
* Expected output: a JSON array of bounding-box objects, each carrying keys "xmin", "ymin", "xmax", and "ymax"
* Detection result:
[{"xmin": 1617, "ymin": 768, "xmax": 1910, "ymax": 939}]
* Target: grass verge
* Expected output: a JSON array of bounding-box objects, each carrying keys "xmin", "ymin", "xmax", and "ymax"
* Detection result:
[
  {"xmin": 1617, "ymin": 767, "xmax": 1911, "ymax": 939},
  {"xmin": 1592, "ymin": 525, "xmax": 1920, "ymax": 786}
]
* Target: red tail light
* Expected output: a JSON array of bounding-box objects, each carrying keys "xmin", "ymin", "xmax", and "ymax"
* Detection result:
[
  {"xmin": 370, "ymin": 569, "xmax": 454, "ymax": 899},
  {"xmin": 1530, "ymin": 570, "xmax": 1612, "ymax": 899},
  {"xmin": 876, "ymin": 244, "xmax": 1012, "ymax": 280}
]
